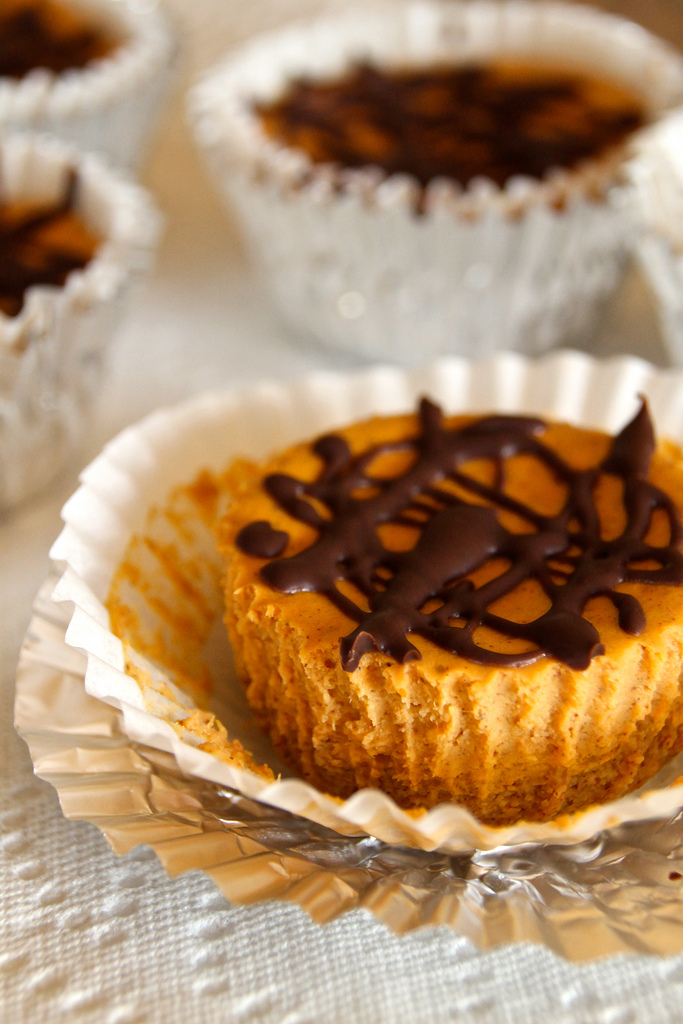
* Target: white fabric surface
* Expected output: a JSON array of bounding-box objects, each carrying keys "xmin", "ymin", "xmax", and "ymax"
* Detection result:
[{"xmin": 4, "ymin": 1, "xmax": 683, "ymax": 1020}]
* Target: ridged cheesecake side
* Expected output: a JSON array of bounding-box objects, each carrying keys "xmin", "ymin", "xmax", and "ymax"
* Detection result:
[{"xmin": 217, "ymin": 412, "xmax": 683, "ymax": 825}]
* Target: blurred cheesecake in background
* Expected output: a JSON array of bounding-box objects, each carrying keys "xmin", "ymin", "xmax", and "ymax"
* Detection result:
[
  {"xmin": 0, "ymin": 0, "xmax": 115, "ymax": 78},
  {"xmin": 190, "ymin": 1, "xmax": 683, "ymax": 364},
  {"xmin": 0, "ymin": 133, "xmax": 161, "ymax": 509}
]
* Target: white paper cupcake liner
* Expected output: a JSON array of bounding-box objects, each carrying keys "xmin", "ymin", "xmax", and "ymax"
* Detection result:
[
  {"xmin": 38, "ymin": 351, "xmax": 683, "ymax": 854},
  {"xmin": 0, "ymin": 132, "xmax": 161, "ymax": 509},
  {"xmin": 629, "ymin": 110, "xmax": 683, "ymax": 368},
  {"xmin": 0, "ymin": 0, "xmax": 174, "ymax": 168},
  {"xmin": 189, "ymin": 0, "xmax": 683, "ymax": 364}
]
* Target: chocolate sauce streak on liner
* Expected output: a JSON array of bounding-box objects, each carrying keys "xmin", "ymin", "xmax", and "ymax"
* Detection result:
[{"xmin": 236, "ymin": 400, "xmax": 683, "ymax": 673}]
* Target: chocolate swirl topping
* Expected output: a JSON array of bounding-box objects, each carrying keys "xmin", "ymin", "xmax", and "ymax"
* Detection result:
[
  {"xmin": 0, "ymin": 171, "xmax": 99, "ymax": 318},
  {"xmin": 236, "ymin": 400, "xmax": 683, "ymax": 673},
  {"xmin": 256, "ymin": 62, "xmax": 645, "ymax": 192},
  {"xmin": 0, "ymin": 0, "xmax": 112, "ymax": 79}
]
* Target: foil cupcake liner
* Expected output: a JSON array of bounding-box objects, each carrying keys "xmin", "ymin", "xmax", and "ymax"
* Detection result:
[
  {"xmin": 15, "ymin": 351, "xmax": 683, "ymax": 955},
  {"xmin": 0, "ymin": 132, "xmax": 161, "ymax": 509},
  {"xmin": 24, "ymin": 351, "xmax": 683, "ymax": 856},
  {"xmin": 188, "ymin": 0, "xmax": 683, "ymax": 364},
  {"xmin": 0, "ymin": 0, "xmax": 174, "ymax": 169}
]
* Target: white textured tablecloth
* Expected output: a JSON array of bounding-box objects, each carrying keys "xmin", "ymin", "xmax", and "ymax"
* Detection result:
[{"xmin": 4, "ymin": 2, "xmax": 683, "ymax": 1021}]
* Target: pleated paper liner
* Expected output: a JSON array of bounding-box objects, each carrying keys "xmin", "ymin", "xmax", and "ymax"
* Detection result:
[
  {"xmin": 16, "ymin": 351, "xmax": 683, "ymax": 954},
  {"xmin": 0, "ymin": 132, "xmax": 161, "ymax": 509}
]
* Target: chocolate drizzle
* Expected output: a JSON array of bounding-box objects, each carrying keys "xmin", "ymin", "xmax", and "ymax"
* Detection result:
[{"xmin": 236, "ymin": 400, "xmax": 683, "ymax": 673}]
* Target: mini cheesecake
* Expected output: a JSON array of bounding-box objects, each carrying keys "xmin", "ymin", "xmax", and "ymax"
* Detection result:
[{"xmin": 218, "ymin": 400, "xmax": 683, "ymax": 825}]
